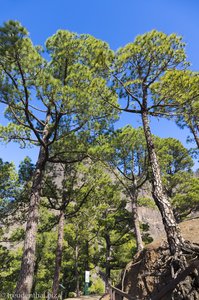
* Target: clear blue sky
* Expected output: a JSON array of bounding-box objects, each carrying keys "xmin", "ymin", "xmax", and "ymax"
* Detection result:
[{"xmin": 0, "ymin": 0, "xmax": 198, "ymax": 169}]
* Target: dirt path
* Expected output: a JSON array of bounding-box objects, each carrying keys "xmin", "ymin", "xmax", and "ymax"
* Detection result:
[{"xmin": 65, "ymin": 295, "xmax": 101, "ymax": 300}]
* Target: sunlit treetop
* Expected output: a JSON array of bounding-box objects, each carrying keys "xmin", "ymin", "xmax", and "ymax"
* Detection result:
[
  {"xmin": 0, "ymin": 21, "xmax": 118, "ymax": 158},
  {"xmin": 113, "ymin": 30, "xmax": 188, "ymax": 113}
]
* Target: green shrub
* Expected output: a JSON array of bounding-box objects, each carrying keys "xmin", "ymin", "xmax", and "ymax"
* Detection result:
[
  {"xmin": 89, "ymin": 277, "xmax": 105, "ymax": 295},
  {"xmin": 68, "ymin": 292, "xmax": 76, "ymax": 297},
  {"xmin": 138, "ymin": 197, "xmax": 156, "ymax": 208}
]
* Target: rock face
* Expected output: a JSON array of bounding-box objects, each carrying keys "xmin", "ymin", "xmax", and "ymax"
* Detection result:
[
  {"xmin": 137, "ymin": 207, "xmax": 199, "ymax": 244},
  {"xmin": 137, "ymin": 207, "xmax": 165, "ymax": 241},
  {"xmin": 120, "ymin": 219, "xmax": 199, "ymax": 300}
]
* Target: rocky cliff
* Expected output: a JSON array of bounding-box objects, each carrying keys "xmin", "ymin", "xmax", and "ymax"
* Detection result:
[{"xmin": 120, "ymin": 218, "xmax": 199, "ymax": 300}]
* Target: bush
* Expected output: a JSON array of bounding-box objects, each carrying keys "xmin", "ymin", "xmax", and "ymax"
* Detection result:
[
  {"xmin": 138, "ymin": 197, "xmax": 155, "ymax": 208},
  {"xmin": 89, "ymin": 277, "xmax": 105, "ymax": 295},
  {"xmin": 68, "ymin": 292, "xmax": 77, "ymax": 297}
]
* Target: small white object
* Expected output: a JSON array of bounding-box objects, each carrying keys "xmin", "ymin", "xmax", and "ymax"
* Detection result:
[{"xmin": 85, "ymin": 270, "xmax": 90, "ymax": 283}]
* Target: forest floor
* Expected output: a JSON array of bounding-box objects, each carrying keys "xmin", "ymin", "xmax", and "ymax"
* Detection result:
[{"xmin": 65, "ymin": 295, "xmax": 101, "ymax": 300}]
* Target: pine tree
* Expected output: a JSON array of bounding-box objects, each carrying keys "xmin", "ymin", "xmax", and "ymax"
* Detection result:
[
  {"xmin": 0, "ymin": 20, "xmax": 117, "ymax": 299},
  {"xmin": 113, "ymin": 30, "xmax": 187, "ymax": 256}
]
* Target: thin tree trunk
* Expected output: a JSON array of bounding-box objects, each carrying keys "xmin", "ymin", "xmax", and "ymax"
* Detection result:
[
  {"xmin": 75, "ymin": 244, "xmax": 80, "ymax": 297},
  {"xmin": 130, "ymin": 184, "xmax": 143, "ymax": 252},
  {"xmin": 13, "ymin": 147, "xmax": 47, "ymax": 300},
  {"xmin": 105, "ymin": 233, "xmax": 111, "ymax": 292},
  {"xmin": 30, "ymin": 234, "xmax": 46, "ymax": 298},
  {"xmin": 189, "ymin": 123, "xmax": 199, "ymax": 149},
  {"xmin": 142, "ymin": 110, "xmax": 184, "ymax": 255},
  {"xmin": 30, "ymin": 250, "xmax": 42, "ymax": 298},
  {"xmin": 51, "ymin": 211, "xmax": 65, "ymax": 300},
  {"xmin": 85, "ymin": 240, "xmax": 89, "ymax": 271}
]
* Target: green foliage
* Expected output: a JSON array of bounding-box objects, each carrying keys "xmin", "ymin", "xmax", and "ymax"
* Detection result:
[
  {"xmin": 154, "ymin": 137, "xmax": 197, "ymax": 218},
  {"xmin": 46, "ymin": 30, "xmax": 114, "ymax": 78},
  {"xmin": 0, "ymin": 124, "xmax": 32, "ymax": 148},
  {"xmin": 171, "ymin": 173, "xmax": 199, "ymax": 220},
  {"xmin": 0, "ymin": 156, "xmax": 36, "ymax": 227},
  {"xmin": 137, "ymin": 197, "xmax": 155, "ymax": 208},
  {"xmin": 140, "ymin": 223, "xmax": 153, "ymax": 245},
  {"xmin": 0, "ymin": 245, "xmax": 23, "ymax": 297},
  {"xmin": 155, "ymin": 137, "xmax": 193, "ymax": 176},
  {"xmin": 89, "ymin": 276, "xmax": 105, "ymax": 295},
  {"xmin": 154, "ymin": 137, "xmax": 195, "ymax": 208},
  {"xmin": 151, "ymin": 70, "xmax": 199, "ymax": 150},
  {"xmin": 0, "ymin": 20, "xmax": 118, "ymax": 163},
  {"xmin": 18, "ymin": 156, "xmax": 35, "ymax": 183},
  {"xmin": 111, "ymin": 126, "xmax": 147, "ymax": 176},
  {"xmin": 114, "ymin": 30, "xmax": 187, "ymax": 112},
  {"xmin": 152, "ymin": 70, "xmax": 199, "ymax": 108},
  {"xmin": 0, "ymin": 158, "xmax": 18, "ymax": 202},
  {"xmin": 9, "ymin": 228, "xmax": 25, "ymax": 242},
  {"xmin": 68, "ymin": 292, "xmax": 77, "ymax": 297}
]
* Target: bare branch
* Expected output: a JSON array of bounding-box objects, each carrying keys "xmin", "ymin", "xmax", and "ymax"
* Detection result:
[
  {"xmin": 48, "ymin": 155, "xmax": 88, "ymax": 164},
  {"xmin": 113, "ymin": 73, "xmax": 142, "ymax": 107},
  {"xmin": 65, "ymin": 186, "xmax": 94, "ymax": 218},
  {"xmin": 28, "ymin": 104, "xmax": 48, "ymax": 113}
]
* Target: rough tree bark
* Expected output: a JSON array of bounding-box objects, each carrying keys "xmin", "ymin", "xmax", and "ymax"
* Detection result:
[
  {"xmin": 189, "ymin": 123, "xmax": 199, "ymax": 149},
  {"xmin": 75, "ymin": 244, "xmax": 80, "ymax": 297},
  {"xmin": 13, "ymin": 113, "xmax": 51, "ymax": 300},
  {"xmin": 51, "ymin": 211, "xmax": 65, "ymax": 300},
  {"xmin": 30, "ymin": 247, "xmax": 43, "ymax": 299},
  {"xmin": 130, "ymin": 185, "xmax": 144, "ymax": 252},
  {"xmin": 105, "ymin": 233, "xmax": 111, "ymax": 292},
  {"xmin": 142, "ymin": 109, "xmax": 184, "ymax": 255},
  {"xmin": 13, "ymin": 147, "xmax": 47, "ymax": 300}
]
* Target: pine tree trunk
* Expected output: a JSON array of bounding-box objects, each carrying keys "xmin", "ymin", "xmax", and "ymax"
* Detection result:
[
  {"xmin": 13, "ymin": 147, "xmax": 47, "ymax": 300},
  {"xmin": 75, "ymin": 244, "xmax": 80, "ymax": 297},
  {"xmin": 30, "ymin": 249, "xmax": 42, "ymax": 298},
  {"xmin": 85, "ymin": 240, "xmax": 89, "ymax": 271},
  {"xmin": 51, "ymin": 211, "xmax": 65, "ymax": 300},
  {"xmin": 105, "ymin": 233, "xmax": 111, "ymax": 292},
  {"xmin": 130, "ymin": 185, "xmax": 143, "ymax": 252},
  {"xmin": 141, "ymin": 110, "xmax": 184, "ymax": 255},
  {"xmin": 189, "ymin": 123, "xmax": 199, "ymax": 149}
]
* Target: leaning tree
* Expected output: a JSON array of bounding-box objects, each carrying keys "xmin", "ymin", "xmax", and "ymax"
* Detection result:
[{"xmin": 112, "ymin": 30, "xmax": 188, "ymax": 256}]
